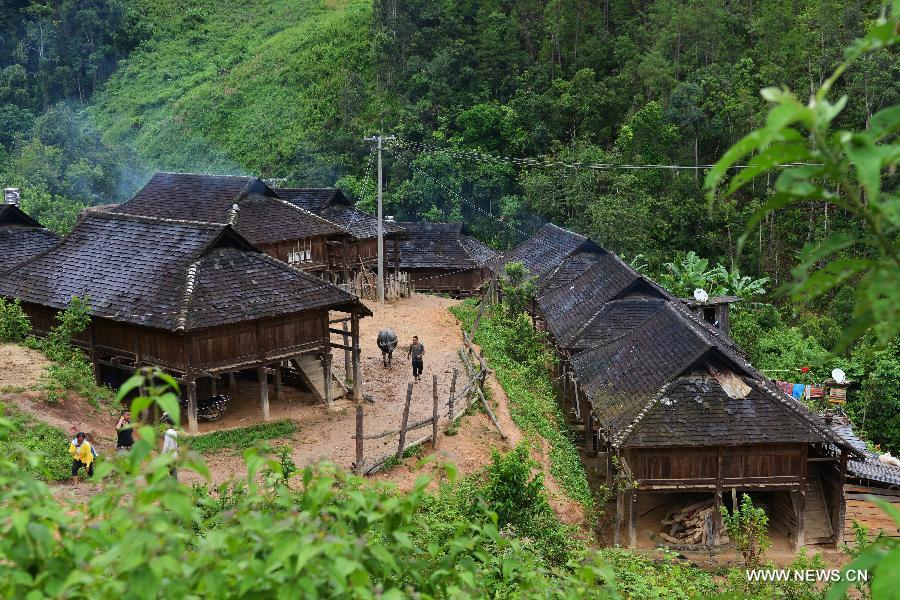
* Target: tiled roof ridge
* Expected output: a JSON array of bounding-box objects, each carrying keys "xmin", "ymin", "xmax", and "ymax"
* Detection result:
[
  {"xmin": 265, "ymin": 195, "xmax": 350, "ymax": 236},
  {"xmin": 175, "ymin": 259, "xmax": 201, "ymax": 332},
  {"xmin": 153, "ymin": 171, "xmax": 254, "ymax": 180},
  {"xmin": 90, "ymin": 209, "xmax": 227, "ymax": 230}
]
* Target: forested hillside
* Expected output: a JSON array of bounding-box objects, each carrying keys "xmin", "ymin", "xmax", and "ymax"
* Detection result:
[{"xmin": 0, "ymin": 0, "xmax": 897, "ymax": 451}]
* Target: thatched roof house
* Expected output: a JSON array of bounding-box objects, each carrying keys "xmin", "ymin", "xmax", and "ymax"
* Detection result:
[
  {"xmin": 0, "ymin": 211, "xmax": 369, "ymax": 430},
  {"xmin": 0, "ymin": 204, "xmax": 60, "ymax": 272}
]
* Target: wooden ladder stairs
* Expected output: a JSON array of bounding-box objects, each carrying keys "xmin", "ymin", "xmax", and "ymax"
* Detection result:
[
  {"xmin": 804, "ymin": 475, "xmax": 834, "ymax": 544},
  {"xmin": 291, "ymin": 355, "xmax": 347, "ymax": 402}
]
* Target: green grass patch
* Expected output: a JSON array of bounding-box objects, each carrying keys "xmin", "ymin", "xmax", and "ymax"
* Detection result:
[
  {"xmin": 450, "ymin": 301, "xmax": 593, "ymax": 509},
  {"xmin": 0, "ymin": 404, "xmax": 71, "ymax": 481},
  {"xmin": 190, "ymin": 419, "xmax": 298, "ymax": 454}
]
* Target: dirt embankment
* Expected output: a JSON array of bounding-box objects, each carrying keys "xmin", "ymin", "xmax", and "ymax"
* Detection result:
[{"xmin": 0, "ymin": 343, "xmax": 118, "ymax": 447}]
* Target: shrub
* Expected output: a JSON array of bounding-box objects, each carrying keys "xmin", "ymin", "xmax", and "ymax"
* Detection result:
[
  {"xmin": 720, "ymin": 493, "xmax": 771, "ymax": 567},
  {"xmin": 0, "ymin": 298, "xmax": 30, "ymax": 343},
  {"xmin": 0, "ymin": 404, "xmax": 70, "ymax": 481}
]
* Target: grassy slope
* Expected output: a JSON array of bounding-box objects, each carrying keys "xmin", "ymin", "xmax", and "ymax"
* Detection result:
[{"xmin": 89, "ymin": 0, "xmax": 382, "ymax": 177}]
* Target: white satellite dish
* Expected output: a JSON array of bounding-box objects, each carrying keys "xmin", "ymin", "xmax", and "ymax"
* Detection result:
[
  {"xmin": 693, "ymin": 288, "xmax": 709, "ymax": 302},
  {"xmin": 831, "ymin": 368, "xmax": 846, "ymax": 384}
]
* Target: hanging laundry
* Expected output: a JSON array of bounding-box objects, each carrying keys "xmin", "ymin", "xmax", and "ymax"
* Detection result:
[
  {"xmin": 792, "ymin": 383, "xmax": 806, "ymax": 399},
  {"xmin": 808, "ymin": 386, "xmax": 825, "ymax": 399},
  {"xmin": 776, "ymin": 381, "xmax": 792, "ymax": 395}
]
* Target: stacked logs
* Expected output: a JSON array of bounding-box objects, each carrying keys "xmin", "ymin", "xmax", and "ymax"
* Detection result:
[{"xmin": 658, "ymin": 499, "xmax": 728, "ymax": 546}]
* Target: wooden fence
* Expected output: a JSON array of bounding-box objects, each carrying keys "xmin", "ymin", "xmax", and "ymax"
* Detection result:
[
  {"xmin": 352, "ymin": 331, "xmax": 505, "ymax": 475},
  {"xmin": 340, "ymin": 270, "xmax": 412, "ymax": 301}
]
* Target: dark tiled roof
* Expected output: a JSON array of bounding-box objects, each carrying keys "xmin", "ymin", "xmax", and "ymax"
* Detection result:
[
  {"xmin": 620, "ymin": 374, "xmax": 829, "ymax": 447},
  {"xmin": 0, "ymin": 212, "xmax": 367, "ymax": 332},
  {"xmin": 828, "ymin": 415, "xmax": 900, "ymax": 486},
  {"xmin": 489, "ymin": 223, "xmax": 604, "ymax": 279},
  {"xmin": 390, "ymin": 222, "xmax": 497, "ymax": 270},
  {"xmin": 276, "ymin": 188, "xmax": 405, "ymax": 240},
  {"xmin": 0, "ymin": 205, "xmax": 61, "ymax": 272},
  {"xmin": 111, "ymin": 173, "xmax": 345, "ymax": 245},
  {"xmin": 571, "ymin": 297, "xmax": 669, "ymax": 351},
  {"xmin": 538, "ymin": 249, "xmax": 604, "ymax": 293},
  {"xmin": 537, "ymin": 253, "xmax": 670, "ymax": 349},
  {"xmin": 572, "ymin": 303, "xmax": 758, "ymax": 437}
]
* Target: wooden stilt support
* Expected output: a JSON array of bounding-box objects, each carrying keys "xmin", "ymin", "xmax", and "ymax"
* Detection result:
[
  {"xmin": 258, "ymin": 365, "xmax": 270, "ymax": 421},
  {"xmin": 210, "ymin": 376, "xmax": 217, "ymax": 397},
  {"xmin": 586, "ymin": 409, "xmax": 596, "ymax": 456},
  {"xmin": 355, "ymin": 405, "xmax": 364, "ymax": 475},
  {"xmin": 186, "ymin": 374, "xmax": 198, "ymax": 434},
  {"xmin": 615, "ymin": 490, "xmax": 624, "ymax": 546},
  {"xmin": 628, "ymin": 490, "xmax": 638, "ymax": 548},
  {"xmin": 792, "ymin": 490, "xmax": 806, "ymax": 550},
  {"xmin": 89, "ymin": 324, "xmax": 101, "ymax": 385},
  {"xmin": 350, "ymin": 311, "xmax": 362, "ymax": 401},
  {"xmin": 396, "ymin": 383, "xmax": 413, "ymax": 460},
  {"xmin": 432, "ymin": 374, "xmax": 439, "ymax": 450},
  {"xmin": 712, "ymin": 491, "xmax": 723, "ymax": 547},
  {"xmin": 228, "ymin": 372, "xmax": 236, "ymax": 387},
  {"xmin": 274, "ymin": 365, "xmax": 282, "ymax": 400},
  {"xmin": 342, "ymin": 321, "xmax": 352, "ymax": 386},
  {"xmin": 322, "ymin": 352, "xmax": 333, "ymax": 407}
]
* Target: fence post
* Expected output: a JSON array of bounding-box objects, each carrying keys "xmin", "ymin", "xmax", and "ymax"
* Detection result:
[
  {"xmin": 432, "ymin": 374, "xmax": 439, "ymax": 450},
  {"xmin": 396, "ymin": 382, "xmax": 413, "ymax": 460},
  {"xmin": 355, "ymin": 405, "xmax": 364, "ymax": 475},
  {"xmin": 448, "ymin": 368, "xmax": 458, "ymax": 420}
]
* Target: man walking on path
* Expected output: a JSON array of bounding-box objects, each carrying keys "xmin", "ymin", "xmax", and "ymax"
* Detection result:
[
  {"xmin": 162, "ymin": 417, "xmax": 178, "ymax": 479},
  {"xmin": 69, "ymin": 432, "xmax": 94, "ymax": 479},
  {"xmin": 406, "ymin": 335, "xmax": 425, "ymax": 382}
]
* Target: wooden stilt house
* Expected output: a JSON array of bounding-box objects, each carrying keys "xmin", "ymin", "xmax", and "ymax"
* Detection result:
[
  {"xmin": 503, "ymin": 223, "xmax": 866, "ymax": 551},
  {"xmin": 0, "ymin": 212, "xmax": 370, "ymax": 433},
  {"xmin": 389, "ymin": 222, "xmax": 497, "ymax": 295},
  {"xmin": 0, "ymin": 203, "xmax": 60, "ymax": 272},
  {"xmin": 107, "ymin": 173, "xmax": 353, "ymax": 276},
  {"xmin": 275, "ymin": 187, "xmax": 408, "ymax": 277}
]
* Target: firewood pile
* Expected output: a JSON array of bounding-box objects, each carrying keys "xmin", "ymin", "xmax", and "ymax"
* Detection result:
[{"xmin": 658, "ymin": 499, "xmax": 729, "ymax": 546}]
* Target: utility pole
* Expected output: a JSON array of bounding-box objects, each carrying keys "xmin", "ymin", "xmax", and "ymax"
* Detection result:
[{"xmin": 364, "ymin": 134, "xmax": 395, "ymax": 302}]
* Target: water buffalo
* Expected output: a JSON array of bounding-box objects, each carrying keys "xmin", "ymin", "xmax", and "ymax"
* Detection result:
[{"xmin": 377, "ymin": 328, "xmax": 398, "ymax": 368}]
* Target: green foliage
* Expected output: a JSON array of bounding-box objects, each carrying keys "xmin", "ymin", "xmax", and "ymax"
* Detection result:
[
  {"xmin": 499, "ymin": 261, "xmax": 536, "ymax": 320},
  {"xmin": 720, "ymin": 549, "xmax": 829, "ymax": 600},
  {"xmin": 0, "ymin": 404, "xmax": 69, "ymax": 481},
  {"xmin": 28, "ymin": 296, "xmax": 110, "ymax": 406},
  {"xmin": 706, "ymin": 7, "xmax": 900, "ymax": 349},
  {"xmin": 0, "ymin": 298, "xmax": 30, "ymax": 343},
  {"xmin": 451, "ymin": 301, "xmax": 593, "ymax": 509},
  {"xmin": 598, "ymin": 549, "xmax": 717, "ymax": 600},
  {"xmin": 657, "ymin": 250, "xmax": 769, "ymax": 298},
  {"xmin": 848, "ymin": 336, "xmax": 900, "ymax": 453},
  {"xmin": 0, "ymin": 376, "xmax": 620, "ymax": 598},
  {"xmin": 720, "ymin": 493, "xmax": 772, "ymax": 567},
  {"xmin": 189, "ymin": 419, "xmax": 298, "ymax": 454}
]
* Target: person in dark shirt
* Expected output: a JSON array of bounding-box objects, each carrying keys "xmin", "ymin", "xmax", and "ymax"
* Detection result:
[
  {"xmin": 115, "ymin": 410, "xmax": 134, "ymax": 453},
  {"xmin": 406, "ymin": 335, "xmax": 425, "ymax": 382}
]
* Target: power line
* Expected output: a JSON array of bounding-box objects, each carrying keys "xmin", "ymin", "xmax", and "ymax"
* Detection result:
[{"xmin": 391, "ymin": 137, "xmax": 821, "ymax": 172}]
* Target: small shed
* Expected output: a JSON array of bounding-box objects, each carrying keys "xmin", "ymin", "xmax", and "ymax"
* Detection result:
[
  {"xmin": 0, "ymin": 204, "xmax": 60, "ymax": 272},
  {"xmin": 108, "ymin": 173, "xmax": 351, "ymax": 274},
  {"xmin": 389, "ymin": 222, "xmax": 496, "ymax": 295},
  {"xmin": 276, "ymin": 187, "xmax": 407, "ymax": 275},
  {"xmin": 681, "ymin": 295, "xmax": 741, "ymax": 335},
  {"xmin": 0, "ymin": 211, "xmax": 370, "ymax": 432}
]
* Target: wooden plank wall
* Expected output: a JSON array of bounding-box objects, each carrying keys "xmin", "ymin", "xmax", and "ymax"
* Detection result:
[
  {"xmin": 843, "ymin": 485, "xmax": 900, "ymax": 544},
  {"xmin": 409, "ymin": 268, "xmax": 482, "ymax": 293},
  {"xmin": 258, "ymin": 237, "xmax": 331, "ymax": 271},
  {"xmin": 628, "ymin": 444, "xmax": 805, "ymax": 488}
]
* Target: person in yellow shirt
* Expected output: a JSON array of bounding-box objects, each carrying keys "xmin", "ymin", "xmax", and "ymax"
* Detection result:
[{"xmin": 69, "ymin": 432, "xmax": 94, "ymax": 479}]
